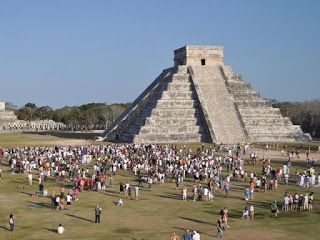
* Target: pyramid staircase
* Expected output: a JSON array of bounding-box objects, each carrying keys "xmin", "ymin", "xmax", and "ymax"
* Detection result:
[{"xmin": 102, "ymin": 66, "xmax": 211, "ymax": 143}]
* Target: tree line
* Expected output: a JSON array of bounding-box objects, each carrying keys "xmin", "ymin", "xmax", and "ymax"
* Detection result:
[
  {"xmin": 272, "ymin": 99, "xmax": 320, "ymax": 139},
  {"xmin": 5, "ymin": 99, "xmax": 320, "ymax": 138},
  {"xmin": 6, "ymin": 102, "xmax": 131, "ymax": 131}
]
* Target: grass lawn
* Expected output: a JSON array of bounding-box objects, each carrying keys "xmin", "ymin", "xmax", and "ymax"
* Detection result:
[{"xmin": 0, "ymin": 133, "xmax": 319, "ymax": 239}]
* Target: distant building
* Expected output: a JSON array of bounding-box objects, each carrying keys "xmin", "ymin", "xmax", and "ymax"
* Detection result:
[{"xmin": 0, "ymin": 101, "xmax": 65, "ymax": 132}]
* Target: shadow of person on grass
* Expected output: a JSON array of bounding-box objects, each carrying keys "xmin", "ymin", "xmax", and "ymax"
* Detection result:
[
  {"xmin": 26, "ymin": 200, "xmax": 52, "ymax": 209},
  {"xmin": 0, "ymin": 226, "xmax": 10, "ymax": 231},
  {"xmin": 179, "ymin": 216, "xmax": 212, "ymax": 225},
  {"xmin": 43, "ymin": 227, "xmax": 57, "ymax": 233},
  {"xmin": 65, "ymin": 213, "xmax": 94, "ymax": 223}
]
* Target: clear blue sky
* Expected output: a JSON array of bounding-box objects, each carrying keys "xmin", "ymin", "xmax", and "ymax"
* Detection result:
[{"xmin": 1, "ymin": 0, "xmax": 319, "ymax": 109}]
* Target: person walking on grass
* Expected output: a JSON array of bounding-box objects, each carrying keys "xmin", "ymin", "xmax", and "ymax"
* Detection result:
[
  {"xmin": 95, "ymin": 205, "xmax": 102, "ymax": 223},
  {"xmin": 134, "ymin": 185, "xmax": 139, "ymax": 200},
  {"xmin": 182, "ymin": 229, "xmax": 192, "ymax": 240},
  {"xmin": 242, "ymin": 203, "xmax": 249, "ymax": 220},
  {"xmin": 216, "ymin": 218, "xmax": 223, "ymax": 238},
  {"xmin": 249, "ymin": 204, "xmax": 255, "ymax": 219},
  {"xmin": 271, "ymin": 200, "xmax": 278, "ymax": 218},
  {"xmin": 192, "ymin": 230, "xmax": 200, "ymax": 240},
  {"xmin": 9, "ymin": 214, "xmax": 15, "ymax": 231}
]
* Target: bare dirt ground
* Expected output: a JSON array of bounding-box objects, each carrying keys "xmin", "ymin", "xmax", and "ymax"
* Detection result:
[
  {"xmin": 252, "ymin": 148, "xmax": 320, "ymax": 161},
  {"xmin": 24, "ymin": 139, "xmax": 91, "ymax": 146}
]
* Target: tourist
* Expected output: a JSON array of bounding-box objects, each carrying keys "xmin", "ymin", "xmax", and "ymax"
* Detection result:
[
  {"xmin": 134, "ymin": 185, "xmax": 139, "ymax": 200},
  {"xmin": 304, "ymin": 194, "xmax": 309, "ymax": 210},
  {"xmin": 72, "ymin": 187, "xmax": 78, "ymax": 201},
  {"xmin": 58, "ymin": 223, "xmax": 66, "ymax": 234},
  {"xmin": 109, "ymin": 176, "xmax": 114, "ymax": 188},
  {"xmin": 120, "ymin": 182, "xmax": 124, "ymax": 194},
  {"xmin": 9, "ymin": 214, "xmax": 15, "ymax": 231},
  {"xmin": 192, "ymin": 185, "xmax": 197, "ymax": 202},
  {"xmin": 244, "ymin": 187, "xmax": 249, "ymax": 201},
  {"xmin": 242, "ymin": 203, "xmax": 249, "ymax": 220},
  {"xmin": 67, "ymin": 193, "xmax": 72, "ymax": 209},
  {"xmin": 170, "ymin": 232, "xmax": 180, "ymax": 240},
  {"xmin": 95, "ymin": 205, "xmax": 101, "ymax": 223},
  {"xmin": 249, "ymin": 204, "xmax": 254, "ymax": 219},
  {"xmin": 182, "ymin": 186, "xmax": 187, "ymax": 201},
  {"xmin": 28, "ymin": 172, "xmax": 32, "ymax": 185},
  {"xmin": 182, "ymin": 229, "xmax": 192, "ymax": 240},
  {"xmin": 216, "ymin": 218, "xmax": 223, "ymax": 238},
  {"xmin": 55, "ymin": 195, "xmax": 60, "ymax": 210},
  {"xmin": 128, "ymin": 185, "xmax": 132, "ymax": 200},
  {"xmin": 270, "ymin": 200, "xmax": 278, "ymax": 218},
  {"xmin": 192, "ymin": 230, "xmax": 200, "ymax": 240},
  {"xmin": 39, "ymin": 183, "xmax": 44, "ymax": 197},
  {"xmin": 50, "ymin": 191, "xmax": 55, "ymax": 206},
  {"xmin": 117, "ymin": 199, "xmax": 123, "ymax": 206},
  {"xmin": 283, "ymin": 194, "xmax": 290, "ymax": 212}
]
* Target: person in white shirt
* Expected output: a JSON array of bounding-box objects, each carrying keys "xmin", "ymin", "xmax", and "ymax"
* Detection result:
[
  {"xmin": 203, "ymin": 187, "xmax": 209, "ymax": 201},
  {"xmin": 58, "ymin": 224, "xmax": 66, "ymax": 234},
  {"xmin": 117, "ymin": 199, "xmax": 123, "ymax": 206},
  {"xmin": 192, "ymin": 230, "xmax": 200, "ymax": 240},
  {"xmin": 182, "ymin": 187, "xmax": 187, "ymax": 201},
  {"xmin": 28, "ymin": 173, "xmax": 32, "ymax": 185},
  {"xmin": 134, "ymin": 186, "xmax": 139, "ymax": 200},
  {"xmin": 66, "ymin": 194, "xmax": 72, "ymax": 209}
]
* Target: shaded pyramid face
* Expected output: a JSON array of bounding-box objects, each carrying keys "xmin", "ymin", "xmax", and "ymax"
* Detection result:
[
  {"xmin": 105, "ymin": 66, "xmax": 212, "ymax": 143},
  {"xmin": 101, "ymin": 45, "xmax": 312, "ymax": 143}
]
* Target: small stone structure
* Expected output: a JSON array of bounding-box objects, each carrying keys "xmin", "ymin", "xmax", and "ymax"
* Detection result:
[
  {"xmin": 0, "ymin": 101, "xmax": 65, "ymax": 132},
  {"xmin": 99, "ymin": 45, "xmax": 312, "ymax": 143}
]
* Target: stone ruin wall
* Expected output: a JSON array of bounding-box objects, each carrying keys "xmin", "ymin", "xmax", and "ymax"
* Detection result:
[{"xmin": 0, "ymin": 101, "xmax": 65, "ymax": 133}]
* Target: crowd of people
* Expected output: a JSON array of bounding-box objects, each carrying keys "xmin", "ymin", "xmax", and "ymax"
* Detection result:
[{"xmin": 0, "ymin": 142, "xmax": 318, "ymax": 238}]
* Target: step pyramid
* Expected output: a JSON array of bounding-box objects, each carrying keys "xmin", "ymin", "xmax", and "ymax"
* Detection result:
[{"xmin": 100, "ymin": 45, "xmax": 312, "ymax": 143}]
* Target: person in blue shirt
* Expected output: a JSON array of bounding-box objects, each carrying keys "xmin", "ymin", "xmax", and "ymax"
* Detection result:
[{"xmin": 182, "ymin": 229, "xmax": 191, "ymax": 240}]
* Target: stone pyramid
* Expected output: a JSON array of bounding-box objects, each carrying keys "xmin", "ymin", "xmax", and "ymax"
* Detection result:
[{"xmin": 100, "ymin": 45, "xmax": 311, "ymax": 144}]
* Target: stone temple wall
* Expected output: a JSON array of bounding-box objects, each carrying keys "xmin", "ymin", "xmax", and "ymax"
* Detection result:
[
  {"xmin": 0, "ymin": 102, "xmax": 65, "ymax": 132},
  {"xmin": 0, "ymin": 102, "xmax": 5, "ymax": 110}
]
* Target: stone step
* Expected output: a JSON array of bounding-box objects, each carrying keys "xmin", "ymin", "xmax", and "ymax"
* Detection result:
[
  {"xmin": 228, "ymin": 82, "xmax": 252, "ymax": 91},
  {"xmin": 243, "ymin": 118, "xmax": 292, "ymax": 126},
  {"xmin": 133, "ymin": 117, "xmax": 200, "ymax": 126},
  {"xmin": 127, "ymin": 125, "xmax": 204, "ymax": 135},
  {"xmin": 247, "ymin": 125, "xmax": 303, "ymax": 134},
  {"xmin": 146, "ymin": 99, "xmax": 197, "ymax": 109},
  {"xmin": 239, "ymin": 108, "xmax": 282, "ymax": 116},
  {"xmin": 236, "ymin": 99, "xmax": 272, "ymax": 108},
  {"xmin": 175, "ymin": 65, "xmax": 188, "ymax": 74},
  {"xmin": 232, "ymin": 91, "xmax": 261, "ymax": 99},
  {"xmin": 171, "ymin": 74, "xmax": 191, "ymax": 82},
  {"xmin": 140, "ymin": 108, "xmax": 199, "ymax": 118},
  {"xmin": 249, "ymin": 133, "xmax": 310, "ymax": 142},
  {"xmin": 160, "ymin": 91, "xmax": 194, "ymax": 99},
  {"xmin": 164, "ymin": 82, "xmax": 192, "ymax": 91},
  {"xmin": 229, "ymin": 74, "xmax": 242, "ymax": 81},
  {"xmin": 127, "ymin": 133, "xmax": 204, "ymax": 143}
]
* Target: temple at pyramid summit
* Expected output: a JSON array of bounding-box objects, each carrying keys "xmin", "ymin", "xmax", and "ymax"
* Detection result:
[{"xmin": 99, "ymin": 45, "xmax": 312, "ymax": 144}]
